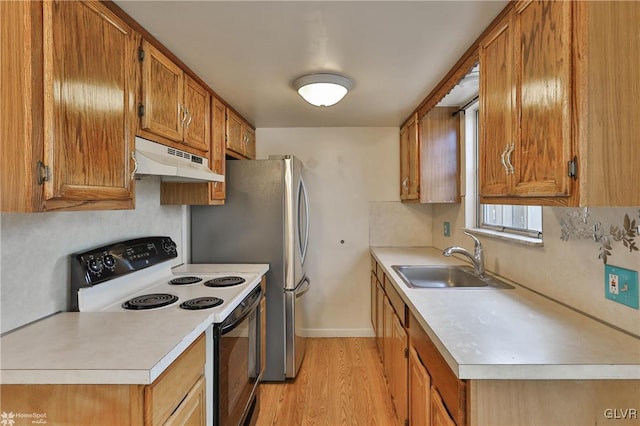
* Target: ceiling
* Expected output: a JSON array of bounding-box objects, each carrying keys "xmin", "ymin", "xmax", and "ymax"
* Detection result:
[{"xmin": 115, "ymin": 1, "xmax": 507, "ymax": 128}]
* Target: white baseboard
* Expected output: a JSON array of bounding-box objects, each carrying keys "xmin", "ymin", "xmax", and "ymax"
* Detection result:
[{"xmin": 303, "ymin": 328, "xmax": 375, "ymax": 338}]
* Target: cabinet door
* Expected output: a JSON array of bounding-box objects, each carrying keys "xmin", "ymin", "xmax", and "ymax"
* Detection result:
[
  {"xmin": 183, "ymin": 75, "xmax": 210, "ymax": 153},
  {"xmin": 370, "ymin": 272, "xmax": 377, "ymax": 330},
  {"xmin": 163, "ymin": 375, "xmax": 205, "ymax": 426},
  {"xmin": 511, "ymin": 0, "xmax": 572, "ymax": 198},
  {"xmin": 479, "ymin": 13, "xmax": 512, "ymax": 198},
  {"xmin": 391, "ymin": 312, "xmax": 408, "ymax": 425},
  {"xmin": 409, "ymin": 346, "xmax": 430, "ymax": 426},
  {"xmin": 420, "ymin": 107, "xmax": 460, "ymax": 203},
  {"xmin": 140, "ymin": 40, "xmax": 184, "ymax": 142},
  {"xmin": 209, "ymin": 96, "xmax": 226, "ymax": 202},
  {"xmin": 400, "ymin": 114, "xmax": 420, "ymax": 201},
  {"xmin": 43, "ymin": 0, "xmax": 135, "ymax": 209},
  {"xmin": 431, "ymin": 387, "xmax": 456, "ymax": 426},
  {"xmin": 225, "ymin": 108, "xmax": 244, "ymax": 156},
  {"xmin": 383, "ymin": 296, "xmax": 394, "ymax": 379},
  {"xmin": 376, "ymin": 280, "xmax": 384, "ymax": 358},
  {"xmin": 243, "ymin": 125, "xmax": 256, "ymax": 159}
]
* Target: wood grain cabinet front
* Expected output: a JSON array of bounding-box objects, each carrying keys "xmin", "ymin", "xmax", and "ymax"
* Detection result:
[
  {"xmin": 1, "ymin": 0, "xmax": 137, "ymax": 212},
  {"xmin": 139, "ymin": 40, "xmax": 210, "ymax": 155},
  {"xmin": 399, "ymin": 114, "xmax": 420, "ymax": 201},
  {"xmin": 0, "ymin": 334, "xmax": 206, "ymax": 426},
  {"xmin": 400, "ymin": 107, "xmax": 461, "ymax": 204},
  {"xmin": 226, "ymin": 108, "xmax": 256, "ymax": 159},
  {"xmin": 371, "ymin": 258, "xmax": 408, "ymax": 426},
  {"xmin": 479, "ymin": 0, "xmax": 640, "ymax": 206},
  {"xmin": 479, "ymin": 0, "xmax": 572, "ymax": 205}
]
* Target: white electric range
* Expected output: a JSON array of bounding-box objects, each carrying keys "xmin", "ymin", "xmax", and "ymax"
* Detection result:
[{"xmin": 70, "ymin": 236, "xmax": 267, "ymax": 426}]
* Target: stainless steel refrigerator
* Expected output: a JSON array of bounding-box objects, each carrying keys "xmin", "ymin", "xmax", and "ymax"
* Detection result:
[{"xmin": 190, "ymin": 155, "xmax": 310, "ymax": 381}]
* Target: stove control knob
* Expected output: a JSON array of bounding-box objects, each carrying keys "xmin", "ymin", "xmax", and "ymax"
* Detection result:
[
  {"xmin": 87, "ymin": 258, "xmax": 103, "ymax": 274},
  {"xmin": 162, "ymin": 240, "xmax": 177, "ymax": 254},
  {"xmin": 103, "ymin": 254, "xmax": 116, "ymax": 270}
]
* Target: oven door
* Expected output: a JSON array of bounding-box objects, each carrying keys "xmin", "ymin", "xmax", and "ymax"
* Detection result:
[{"xmin": 214, "ymin": 286, "xmax": 262, "ymax": 426}]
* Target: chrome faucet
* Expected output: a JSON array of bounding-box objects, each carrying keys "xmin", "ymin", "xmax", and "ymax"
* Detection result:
[{"xmin": 443, "ymin": 231, "xmax": 485, "ymax": 276}]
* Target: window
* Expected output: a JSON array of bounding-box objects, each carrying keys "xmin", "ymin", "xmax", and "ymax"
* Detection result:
[{"xmin": 464, "ymin": 102, "xmax": 543, "ymax": 240}]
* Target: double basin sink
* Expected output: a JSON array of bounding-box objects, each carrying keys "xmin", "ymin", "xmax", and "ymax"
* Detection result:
[{"xmin": 391, "ymin": 265, "xmax": 514, "ymax": 289}]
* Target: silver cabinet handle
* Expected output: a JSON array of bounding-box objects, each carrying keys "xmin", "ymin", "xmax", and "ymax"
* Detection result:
[
  {"xmin": 402, "ymin": 177, "xmax": 408, "ymax": 190},
  {"xmin": 130, "ymin": 151, "xmax": 138, "ymax": 180},
  {"xmin": 505, "ymin": 143, "xmax": 515, "ymax": 175},
  {"xmin": 500, "ymin": 144, "xmax": 509, "ymax": 175},
  {"xmin": 185, "ymin": 108, "xmax": 192, "ymax": 127},
  {"xmin": 179, "ymin": 104, "xmax": 189, "ymax": 127}
]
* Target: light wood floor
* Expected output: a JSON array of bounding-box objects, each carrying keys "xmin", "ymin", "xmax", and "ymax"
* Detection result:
[{"xmin": 256, "ymin": 338, "xmax": 400, "ymax": 426}]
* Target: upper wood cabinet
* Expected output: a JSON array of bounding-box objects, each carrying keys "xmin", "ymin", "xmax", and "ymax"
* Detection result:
[
  {"xmin": 420, "ymin": 107, "xmax": 460, "ymax": 203},
  {"xmin": 480, "ymin": 0, "xmax": 572, "ymax": 204},
  {"xmin": 226, "ymin": 108, "xmax": 256, "ymax": 159},
  {"xmin": 401, "ymin": 107, "xmax": 460, "ymax": 204},
  {"xmin": 399, "ymin": 114, "xmax": 420, "ymax": 201},
  {"xmin": 479, "ymin": 0, "xmax": 640, "ymax": 206},
  {"xmin": 1, "ymin": 0, "xmax": 137, "ymax": 212},
  {"xmin": 139, "ymin": 40, "xmax": 210, "ymax": 154},
  {"xmin": 160, "ymin": 95, "xmax": 226, "ymax": 205}
]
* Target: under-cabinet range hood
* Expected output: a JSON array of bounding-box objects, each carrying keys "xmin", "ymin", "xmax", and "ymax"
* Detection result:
[{"xmin": 134, "ymin": 137, "xmax": 224, "ymax": 183}]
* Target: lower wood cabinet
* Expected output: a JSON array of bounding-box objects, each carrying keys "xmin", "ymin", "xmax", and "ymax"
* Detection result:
[
  {"xmin": 372, "ymin": 257, "xmax": 408, "ymax": 426},
  {"xmin": 0, "ymin": 335, "xmax": 206, "ymax": 426},
  {"xmin": 409, "ymin": 311, "xmax": 465, "ymax": 426},
  {"xmin": 163, "ymin": 375, "xmax": 206, "ymax": 426},
  {"xmin": 409, "ymin": 345, "xmax": 431, "ymax": 426},
  {"xmin": 431, "ymin": 387, "xmax": 457, "ymax": 426}
]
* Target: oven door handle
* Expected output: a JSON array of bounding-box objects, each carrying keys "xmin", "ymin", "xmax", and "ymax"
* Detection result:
[{"xmin": 220, "ymin": 289, "xmax": 262, "ymax": 334}]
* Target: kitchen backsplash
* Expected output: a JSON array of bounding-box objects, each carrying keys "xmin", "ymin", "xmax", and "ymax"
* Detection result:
[
  {"xmin": 369, "ymin": 201, "xmax": 433, "ymax": 247},
  {"xmin": 0, "ymin": 178, "xmax": 185, "ymax": 334},
  {"xmin": 432, "ymin": 202, "xmax": 640, "ymax": 337}
]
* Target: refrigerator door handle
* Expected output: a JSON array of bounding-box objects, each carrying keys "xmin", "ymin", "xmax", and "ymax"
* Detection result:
[
  {"xmin": 294, "ymin": 276, "xmax": 311, "ymax": 298},
  {"xmin": 298, "ymin": 176, "xmax": 310, "ymax": 264}
]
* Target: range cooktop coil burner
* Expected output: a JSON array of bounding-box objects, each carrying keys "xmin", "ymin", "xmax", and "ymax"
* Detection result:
[
  {"xmin": 204, "ymin": 276, "xmax": 246, "ymax": 287},
  {"xmin": 180, "ymin": 297, "xmax": 224, "ymax": 310},
  {"xmin": 122, "ymin": 293, "xmax": 178, "ymax": 310},
  {"xmin": 169, "ymin": 276, "xmax": 203, "ymax": 285}
]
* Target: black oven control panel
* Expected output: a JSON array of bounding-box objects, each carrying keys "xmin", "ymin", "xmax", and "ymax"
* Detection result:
[{"xmin": 70, "ymin": 236, "xmax": 178, "ymax": 288}]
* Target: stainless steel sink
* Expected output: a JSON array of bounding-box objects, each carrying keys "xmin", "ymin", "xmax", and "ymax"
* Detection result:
[{"xmin": 391, "ymin": 265, "xmax": 514, "ymax": 289}]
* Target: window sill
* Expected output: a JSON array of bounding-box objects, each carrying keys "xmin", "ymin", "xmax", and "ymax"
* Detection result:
[{"xmin": 464, "ymin": 228, "xmax": 544, "ymax": 247}]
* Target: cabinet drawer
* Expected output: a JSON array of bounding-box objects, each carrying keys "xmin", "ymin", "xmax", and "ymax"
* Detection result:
[
  {"xmin": 384, "ymin": 275, "xmax": 407, "ymax": 327},
  {"xmin": 409, "ymin": 312, "xmax": 466, "ymax": 426},
  {"xmin": 145, "ymin": 335, "xmax": 206, "ymax": 426}
]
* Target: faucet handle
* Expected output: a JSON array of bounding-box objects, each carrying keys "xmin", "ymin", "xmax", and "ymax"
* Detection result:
[{"xmin": 463, "ymin": 231, "xmax": 482, "ymax": 250}]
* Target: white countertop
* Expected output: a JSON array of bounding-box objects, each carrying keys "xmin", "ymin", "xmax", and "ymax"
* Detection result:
[
  {"xmin": 371, "ymin": 247, "xmax": 640, "ymax": 380},
  {"xmin": 0, "ymin": 264, "xmax": 268, "ymax": 385}
]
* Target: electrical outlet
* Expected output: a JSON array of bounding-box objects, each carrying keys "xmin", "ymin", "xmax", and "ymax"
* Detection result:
[
  {"xmin": 604, "ymin": 265, "xmax": 639, "ymax": 309},
  {"xmin": 443, "ymin": 222, "xmax": 450, "ymax": 237}
]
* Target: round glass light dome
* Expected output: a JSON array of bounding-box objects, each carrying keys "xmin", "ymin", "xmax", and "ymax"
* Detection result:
[{"xmin": 293, "ymin": 73, "xmax": 353, "ymax": 107}]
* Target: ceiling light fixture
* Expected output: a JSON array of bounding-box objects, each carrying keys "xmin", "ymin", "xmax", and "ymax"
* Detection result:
[{"xmin": 293, "ymin": 73, "xmax": 353, "ymax": 107}]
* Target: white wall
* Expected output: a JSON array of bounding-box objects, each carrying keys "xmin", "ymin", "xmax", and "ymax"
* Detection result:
[
  {"xmin": 257, "ymin": 127, "xmax": 432, "ymax": 336},
  {"xmin": 0, "ymin": 178, "xmax": 185, "ymax": 334}
]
